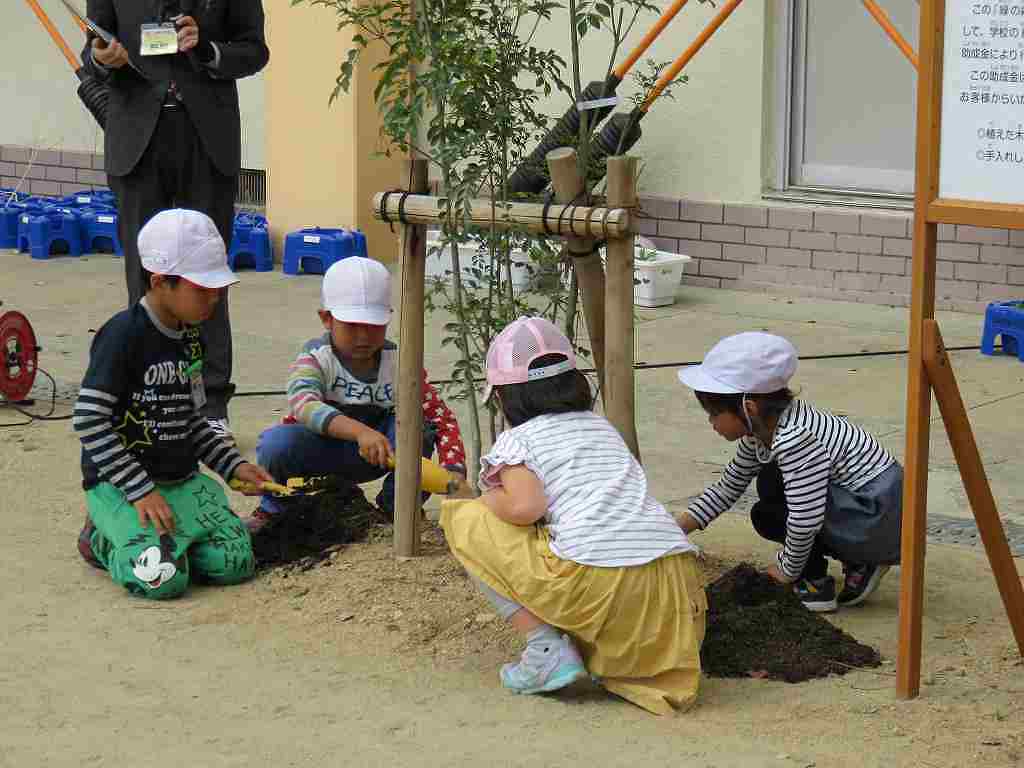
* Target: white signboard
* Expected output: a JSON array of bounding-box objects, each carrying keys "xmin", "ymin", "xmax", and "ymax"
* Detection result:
[{"xmin": 939, "ymin": 1, "xmax": 1024, "ymax": 204}]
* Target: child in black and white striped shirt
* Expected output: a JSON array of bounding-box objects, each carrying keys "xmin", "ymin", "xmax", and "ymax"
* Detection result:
[{"xmin": 676, "ymin": 332, "xmax": 903, "ymax": 612}]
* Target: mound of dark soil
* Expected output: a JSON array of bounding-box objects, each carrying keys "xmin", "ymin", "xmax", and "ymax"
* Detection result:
[
  {"xmin": 701, "ymin": 563, "xmax": 882, "ymax": 683},
  {"xmin": 250, "ymin": 487, "xmax": 390, "ymax": 573}
]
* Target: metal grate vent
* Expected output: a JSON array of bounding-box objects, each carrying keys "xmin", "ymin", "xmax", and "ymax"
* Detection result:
[{"xmin": 236, "ymin": 168, "xmax": 266, "ymax": 207}]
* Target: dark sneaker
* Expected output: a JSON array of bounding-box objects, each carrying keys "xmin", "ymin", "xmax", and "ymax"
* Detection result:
[
  {"xmin": 838, "ymin": 564, "xmax": 890, "ymax": 607},
  {"xmin": 792, "ymin": 575, "xmax": 838, "ymax": 613},
  {"xmin": 77, "ymin": 516, "xmax": 105, "ymax": 570}
]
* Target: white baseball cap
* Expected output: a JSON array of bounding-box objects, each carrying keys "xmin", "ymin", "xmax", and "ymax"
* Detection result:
[
  {"xmin": 321, "ymin": 256, "xmax": 392, "ymax": 325},
  {"xmin": 138, "ymin": 209, "xmax": 238, "ymax": 289},
  {"xmin": 677, "ymin": 332, "xmax": 798, "ymax": 394}
]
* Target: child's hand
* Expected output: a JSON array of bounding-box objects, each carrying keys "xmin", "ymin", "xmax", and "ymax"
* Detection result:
[
  {"xmin": 232, "ymin": 463, "xmax": 275, "ymax": 496},
  {"xmin": 134, "ymin": 490, "xmax": 175, "ymax": 534},
  {"xmin": 766, "ymin": 563, "xmax": 793, "ymax": 584},
  {"xmin": 356, "ymin": 427, "xmax": 392, "ymax": 468}
]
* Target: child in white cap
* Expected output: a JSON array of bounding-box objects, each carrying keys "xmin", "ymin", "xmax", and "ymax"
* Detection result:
[
  {"xmin": 677, "ymin": 332, "xmax": 904, "ymax": 612},
  {"xmin": 249, "ymin": 256, "xmax": 466, "ymax": 530},
  {"xmin": 73, "ymin": 209, "xmax": 272, "ymax": 599},
  {"xmin": 441, "ymin": 316, "xmax": 705, "ymax": 716}
]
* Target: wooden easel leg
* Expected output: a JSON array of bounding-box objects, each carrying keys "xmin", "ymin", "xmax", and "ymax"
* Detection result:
[
  {"xmin": 394, "ymin": 158, "xmax": 429, "ymax": 558},
  {"xmin": 922, "ymin": 320, "xmax": 1024, "ymax": 654}
]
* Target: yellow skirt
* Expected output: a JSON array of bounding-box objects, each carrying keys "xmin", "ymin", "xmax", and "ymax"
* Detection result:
[{"xmin": 440, "ymin": 499, "xmax": 707, "ymax": 715}]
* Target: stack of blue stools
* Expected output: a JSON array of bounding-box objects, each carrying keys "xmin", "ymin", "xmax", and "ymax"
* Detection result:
[
  {"xmin": 25, "ymin": 207, "xmax": 84, "ymax": 260},
  {"xmin": 1, "ymin": 191, "xmax": 33, "ymax": 249},
  {"xmin": 16, "ymin": 200, "xmax": 52, "ymax": 252},
  {"xmin": 283, "ymin": 227, "xmax": 368, "ymax": 275},
  {"xmin": 981, "ymin": 300, "xmax": 1024, "ymax": 362},
  {"xmin": 228, "ymin": 212, "xmax": 272, "ymax": 271},
  {"xmin": 79, "ymin": 208, "xmax": 122, "ymax": 254}
]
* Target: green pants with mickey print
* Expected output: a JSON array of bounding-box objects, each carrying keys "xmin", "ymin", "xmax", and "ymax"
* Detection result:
[{"xmin": 85, "ymin": 473, "xmax": 255, "ymax": 600}]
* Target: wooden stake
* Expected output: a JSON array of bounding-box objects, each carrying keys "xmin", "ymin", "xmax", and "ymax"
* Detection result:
[
  {"xmin": 394, "ymin": 158, "xmax": 429, "ymax": 558},
  {"xmin": 921, "ymin": 320, "xmax": 1024, "ymax": 654},
  {"xmin": 546, "ymin": 147, "xmax": 606, "ymax": 399},
  {"xmin": 604, "ymin": 156, "xmax": 640, "ymax": 460},
  {"xmin": 898, "ymin": 0, "xmax": 943, "ymax": 700},
  {"xmin": 372, "ymin": 192, "xmax": 632, "ymax": 239}
]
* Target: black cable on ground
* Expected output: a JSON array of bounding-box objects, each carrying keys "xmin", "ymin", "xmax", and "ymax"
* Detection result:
[
  {"xmin": 0, "ymin": 344, "xmax": 1005, "ymax": 426},
  {"xmin": 229, "ymin": 344, "xmax": 1000, "ymax": 397}
]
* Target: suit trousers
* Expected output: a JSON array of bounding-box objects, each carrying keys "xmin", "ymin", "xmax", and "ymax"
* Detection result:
[{"xmin": 109, "ymin": 104, "xmax": 237, "ymax": 418}]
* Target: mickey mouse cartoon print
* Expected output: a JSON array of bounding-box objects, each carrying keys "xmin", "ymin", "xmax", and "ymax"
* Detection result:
[{"xmin": 132, "ymin": 534, "xmax": 182, "ymax": 590}]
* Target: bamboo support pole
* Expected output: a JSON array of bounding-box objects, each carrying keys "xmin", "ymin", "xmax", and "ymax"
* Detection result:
[
  {"xmin": 372, "ymin": 193, "xmax": 631, "ymax": 240},
  {"xmin": 394, "ymin": 158, "xmax": 429, "ymax": 558},
  {"xmin": 546, "ymin": 147, "xmax": 606, "ymax": 399},
  {"xmin": 921, "ymin": 320, "xmax": 1024, "ymax": 654},
  {"xmin": 604, "ymin": 156, "xmax": 640, "ymax": 460}
]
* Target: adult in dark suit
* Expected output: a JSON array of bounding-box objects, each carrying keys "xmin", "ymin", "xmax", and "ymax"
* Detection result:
[{"xmin": 84, "ymin": 0, "xmax": 269, "ymax": 443}]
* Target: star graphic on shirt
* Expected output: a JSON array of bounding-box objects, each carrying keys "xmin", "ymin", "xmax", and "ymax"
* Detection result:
[
  {"xmin": 115, "ymin": 408, "xmax": 153, "ymax": 451},
  {"xmin": 192, "ymin": 484, "xmax": 220, "ymax": 509}
]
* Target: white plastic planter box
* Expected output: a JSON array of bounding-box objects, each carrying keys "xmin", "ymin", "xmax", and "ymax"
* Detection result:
[
  {"xmin": 633, "ymin": 250, "xmax": 691, "ymax": 307},
  {"xmin": 425, "ymin": 234, "xmax": 533, "ymax": 292}
]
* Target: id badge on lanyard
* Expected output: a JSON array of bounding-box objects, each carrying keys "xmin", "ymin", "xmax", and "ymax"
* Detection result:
[{"xmin": 140, "ymin": 22, "xmax": 179, "ymax": 56}]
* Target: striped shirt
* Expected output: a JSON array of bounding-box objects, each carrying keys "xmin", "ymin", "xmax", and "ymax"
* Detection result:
[
  {"xmin": 284, "ymin": 335, "xmax": 466, "ymax": 467},
  {"xmin": 480, "ymin": 411, "xmax": 697, "ymax": 567},
  {"xmin": 74, "ymin": 299, "xmax": 244, "ymax": 502},
  {"xmin": 687, "ymin": 399, "xmax": 895, "ymax": 579}
]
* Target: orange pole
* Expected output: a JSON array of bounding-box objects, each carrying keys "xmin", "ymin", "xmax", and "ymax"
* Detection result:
[
  {"xmin": 23, "ymin": 0, "xmax": 81, "ymax": 72},
  {"xmin": 613, "ymin": 0, "xmax": 691, "ymax": 81},
  {"xmin": 862, "ymin": 0, "xmax": 918, "ymax": 70},
  {"xmin": 641, "ymin": 0, "xmax": 744, "ymax": 111}
]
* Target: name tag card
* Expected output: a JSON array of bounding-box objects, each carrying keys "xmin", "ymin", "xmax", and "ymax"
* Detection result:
[{"xmin": 140, "ymin": 23, "xmax": 178, "ymax": 56}]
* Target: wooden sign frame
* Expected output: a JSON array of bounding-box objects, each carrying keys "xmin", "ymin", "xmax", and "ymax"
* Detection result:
[{"xmin": 900, "ymin": 0, "xmax": 1024, "ymax": 699}]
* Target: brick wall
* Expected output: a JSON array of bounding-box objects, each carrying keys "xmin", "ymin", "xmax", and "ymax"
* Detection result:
[
  {"xmin": 638, "ymin": 196, "xmax": 1024, "ymax": 314},
  {"xmin": 1, "ymin": 144, "xmax": 107, "ymax": 197}
]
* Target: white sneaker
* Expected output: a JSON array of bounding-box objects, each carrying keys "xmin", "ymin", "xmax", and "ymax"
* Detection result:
[
  {"xmin": 207, "ymin": 417, "xmax": 235, "ymax": 447},
  {"xmin": 500, "ymin": 634, "xmax": 587, "ymax": 694}
]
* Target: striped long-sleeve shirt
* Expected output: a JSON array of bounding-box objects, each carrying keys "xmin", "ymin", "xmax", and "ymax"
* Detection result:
[
  {"xmin": 687, "ymin": 399, "xmax": 895, "ymax": 578},
  {"xmin": 74, "ymin": 300, "xmax": 244, "ymax": 502},
  {"xmin": 282, "ymin": 335, "xmax": 466, "ymax": 468}
]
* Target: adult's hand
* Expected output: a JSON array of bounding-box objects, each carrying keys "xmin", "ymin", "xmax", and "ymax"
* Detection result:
[
  {"xmin": 175, "ymin": 16, "xmax": 200, "ymax": 52},
  {"xmin": 92, "ymin": 37, "xmax": 129, "ymax": 69}
]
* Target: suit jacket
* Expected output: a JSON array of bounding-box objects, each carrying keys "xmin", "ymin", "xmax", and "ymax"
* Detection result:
[{"xmin": 84, "ymin": 0, "xmax": 269, "ymax": 177}]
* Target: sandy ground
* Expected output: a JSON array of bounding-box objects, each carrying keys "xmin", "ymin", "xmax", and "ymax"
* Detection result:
[{"xmin": 2, "ymin": 253, "xmax": 1023, "ymax": 767}]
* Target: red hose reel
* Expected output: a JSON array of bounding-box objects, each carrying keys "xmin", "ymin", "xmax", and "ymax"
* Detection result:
[{"xmin": 0, "ymin": 310, "xmax": 39, "ymax": 403}]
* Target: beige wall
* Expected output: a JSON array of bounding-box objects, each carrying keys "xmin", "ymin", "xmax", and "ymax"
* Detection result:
[
  {"xmin": 529, "ymin": 1, "xmax": 767, "ymax": 204},
  {"xmin": 264, "ymin": 2, "xmax": 401, "ymax": 262},
  {"xmin": 2, "ymin": 5, "xmax": 265, "ymax": 168}
]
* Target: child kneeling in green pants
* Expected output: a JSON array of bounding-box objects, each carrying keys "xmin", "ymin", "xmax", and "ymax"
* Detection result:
[{"xmin": 73, "ymin": 209, "xmax": 271, "ymax": 599}]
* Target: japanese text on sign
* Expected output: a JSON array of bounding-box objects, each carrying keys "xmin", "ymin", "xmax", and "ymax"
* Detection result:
[{"xmin": 940, "ymin": 1, "xmax": 1024, "ymax": 203}]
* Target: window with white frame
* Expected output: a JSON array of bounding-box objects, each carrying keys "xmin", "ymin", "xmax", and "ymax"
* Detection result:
[{"xmin": 777, "ymin": 1, "xmax": 919, "ymax": 197}]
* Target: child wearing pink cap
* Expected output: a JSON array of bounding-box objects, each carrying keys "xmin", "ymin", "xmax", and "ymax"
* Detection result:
[{"xmin": 441, "ymin": 316, "xmax": 706, "ymax": 716}]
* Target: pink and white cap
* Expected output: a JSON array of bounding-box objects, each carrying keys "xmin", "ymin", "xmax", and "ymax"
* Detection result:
[{"xmin": 483, "ymin": 316, "xmax": 577, "ymax": 401}]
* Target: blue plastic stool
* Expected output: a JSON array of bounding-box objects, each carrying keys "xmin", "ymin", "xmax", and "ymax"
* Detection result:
[
  {"xmin": 16, "ymin": 204, "xmax": 49, "ymax": 252},
  {"xmin": 981, "ymin": 300, "xmax": 1024, "ymax": 361},
  {"xmin": 79, "ymin": 209, "xmax": 122, "ymax": 255},
  {"xmin": 228, "ymin": 213, "xmax": 273, "ymax": 271},
  {"xmin": 1, "ymin": 203, "xmax": 27, "ymax": 249},
  {"xmin": 282, "ymin": 227, "xmax": 367, "ymax": 275},
  {"xmin": 28, "ymin": 209, "xmax": 83, "ymax": 259}
]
